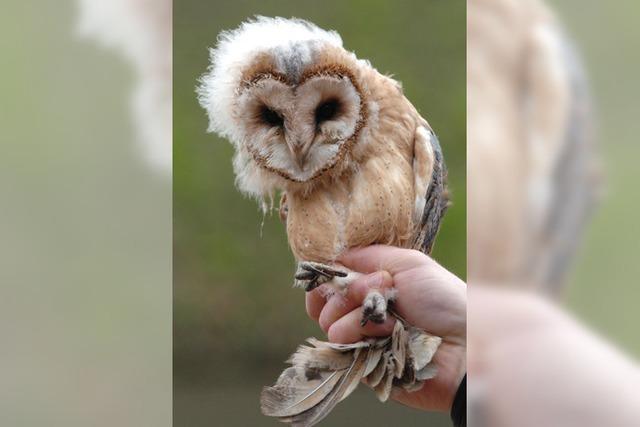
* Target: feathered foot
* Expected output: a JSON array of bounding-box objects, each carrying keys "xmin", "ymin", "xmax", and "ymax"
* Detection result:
[
  {"xmin": 294, "ymin": 261, "xmax": 348, "ymax": 292},
  {"xmin": 361, "ymin": 290, "xmax": 388, "ymax": 326},
  {"xmin": 295, "ymin": 262, "xmax": 392, "ymax": 327}
]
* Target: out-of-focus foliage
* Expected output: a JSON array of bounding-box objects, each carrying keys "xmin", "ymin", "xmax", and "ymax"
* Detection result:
[{"xmin": 174, "ymin": 1, "xmax": 465, "ymax": 426}]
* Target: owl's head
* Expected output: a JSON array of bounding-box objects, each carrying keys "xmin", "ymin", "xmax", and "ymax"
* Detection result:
[{"xmin": 198, "ymin": 17, "xmax": 379, "ymax": 199}]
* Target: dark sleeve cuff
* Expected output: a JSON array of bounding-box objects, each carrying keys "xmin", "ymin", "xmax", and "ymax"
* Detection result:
[{"xmin": 450, "ymin": 374, "xmax": 466, "ymax": 427}]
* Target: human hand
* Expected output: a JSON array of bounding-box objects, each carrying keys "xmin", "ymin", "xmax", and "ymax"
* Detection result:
[
  {"xmin": 305, "ymin": 245, "xmax": 467, "ymax": 412},
  {"xmin": 468, "ymin": 285, "xmax": 640, "ymax": 427}
]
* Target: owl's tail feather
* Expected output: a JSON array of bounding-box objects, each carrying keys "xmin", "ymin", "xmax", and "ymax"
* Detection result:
[{"xmin": 260, "ymin": 319, "xmax": 441, "ymax": 427}]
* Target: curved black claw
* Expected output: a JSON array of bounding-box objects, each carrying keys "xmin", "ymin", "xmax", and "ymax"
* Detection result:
[{"xmin": 294, "ymin": 261, "xmax": 347, "ymax": 292}]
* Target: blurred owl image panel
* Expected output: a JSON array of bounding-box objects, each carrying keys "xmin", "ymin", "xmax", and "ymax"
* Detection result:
[{"xmin": 198, "ymin": 17, "xmax": 449, "ymax": 426}]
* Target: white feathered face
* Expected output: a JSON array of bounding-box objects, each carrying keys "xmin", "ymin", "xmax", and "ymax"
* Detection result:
[{"xmin": 235, "ymin": 71, "xmax": 363, "ymax": 183}]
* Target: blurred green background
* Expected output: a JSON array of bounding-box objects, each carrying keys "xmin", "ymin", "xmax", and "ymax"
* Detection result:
[
  {"xmin": 1, "ymin": 1, "xmax": 172, "ymax": 426},
  {"xmin": 551, "ymin": 0, "xmax": 640, "ymax": 357},
  {"xmin": 174, "ymin": 1, "xmax": 466, "ymax": 426}
]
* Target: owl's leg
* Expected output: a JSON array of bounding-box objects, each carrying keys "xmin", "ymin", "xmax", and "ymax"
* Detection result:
[{"xmin": 294, "ymin": 261, "xmax": 349, "ymax": 292}]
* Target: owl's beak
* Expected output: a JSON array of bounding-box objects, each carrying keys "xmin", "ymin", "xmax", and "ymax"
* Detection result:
[{"xmin": 288, "ymin": 140, "xmax": 312, "ymax": 170}]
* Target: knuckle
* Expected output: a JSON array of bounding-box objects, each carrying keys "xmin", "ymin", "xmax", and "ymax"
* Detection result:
[
  {"xmin": 380, "ymin": 270, "xmax": 393, "ymax": 286},
  {"xmin": 327, "ymin": 324, "xmax": 341, "ymax": 343},
  {"xmin": 407, "ymin": 248, "xmax": 428, "ymax": 261},
  {"xmin": 318, "ymin": 311, "xmax": 332, "ymax": 332}
]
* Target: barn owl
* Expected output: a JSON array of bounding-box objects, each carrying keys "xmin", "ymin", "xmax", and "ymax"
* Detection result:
[
  {"xmin": 467, "ymin": 0, "xmax": 597, "ymax": 293},
  {"xmin": 198, "ymin": 17, "xmax": 448, "ymax": 424}
]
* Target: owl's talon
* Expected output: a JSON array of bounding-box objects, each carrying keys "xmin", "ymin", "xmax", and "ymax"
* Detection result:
[
  {"xmin": 300, "ymin": 262, "xmax": 347, "ymax": 278},
  {"xmin": 294, "ymin": 270, "xmax": 316, "ymax": 281},
  {"xmin": 294, "ymin": 261, "xmax": 348, "ymax": 292},
  {"xmin": 361, "ymin": 290, "xmax": 387, "ymax": 326}
]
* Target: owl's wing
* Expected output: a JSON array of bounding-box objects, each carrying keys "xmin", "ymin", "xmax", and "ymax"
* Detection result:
[
  {"xmin": 410, "ymin": 124, "xmax": 449, "ymax": 254},
  {"xmin": 520, "ymin": 30, "xmax": 599, "ymax": 292}
]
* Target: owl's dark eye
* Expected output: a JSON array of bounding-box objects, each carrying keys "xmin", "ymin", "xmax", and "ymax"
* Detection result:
[
  {"xmin": 261, "ymin": 106, "xmax": 284, "ymax": 127},
  {"xmin": 315, "ymin": 99, "xmax": 340, "ymax": 124}
]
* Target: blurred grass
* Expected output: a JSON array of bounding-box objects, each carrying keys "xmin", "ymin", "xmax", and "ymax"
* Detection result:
[{"xmin": 174, "ymin": 1, "xmax": 465, "ymax": 426}]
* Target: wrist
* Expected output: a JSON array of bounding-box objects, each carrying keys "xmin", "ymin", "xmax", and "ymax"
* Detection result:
[{"xmin": 450, "ymin": 374, "xmax": 466, "ymax": 427}]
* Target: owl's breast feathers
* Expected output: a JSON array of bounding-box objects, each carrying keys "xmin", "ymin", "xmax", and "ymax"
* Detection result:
[{"xmin": 285, "ymin": 87, "xmax": 426, "ymax": 263}]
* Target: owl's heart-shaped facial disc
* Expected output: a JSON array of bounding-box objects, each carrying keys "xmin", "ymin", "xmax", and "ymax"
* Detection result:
[{"xmin": 235, "ymin": 73, "xmax": 363, "ymax": 183}]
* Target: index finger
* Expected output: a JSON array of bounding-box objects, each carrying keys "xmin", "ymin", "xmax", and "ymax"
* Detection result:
[
  {"xmin": 305, "ymin": 286, "xmax": 328, "ymax": 321},
  {"xmin": 338, "ymin": 245, "xmax": 432, "ymax": 275}
]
